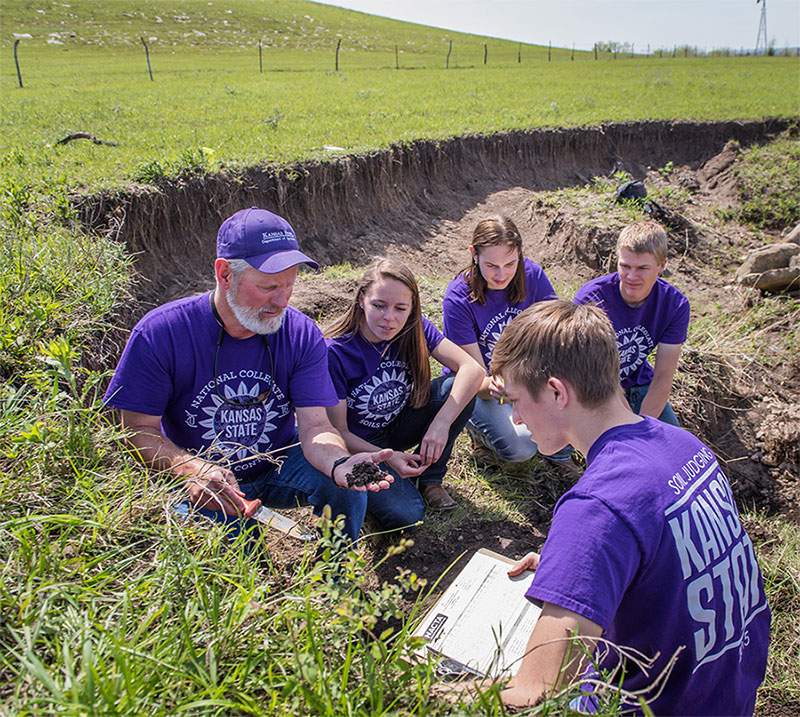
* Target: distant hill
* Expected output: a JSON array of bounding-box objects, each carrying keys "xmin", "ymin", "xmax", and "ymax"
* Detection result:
[{"xmin": 2, "ymin": 0, "xmax": 546, "ymax": 59}]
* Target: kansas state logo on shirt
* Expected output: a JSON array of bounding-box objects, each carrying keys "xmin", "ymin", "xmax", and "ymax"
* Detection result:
[
  {"xmin": 190, "ymin": 376, "xmax": 287, "ymax": 464},
  {"xmin": 665, "ymin": 451, "xmax": 768, "ymax": 669},
  {"xmin": 480, "ymin": 309, "xmax": 521, "ymax": 362},
  {"xmin": 616, "ymin": 326, "xmax": 654, "ymax": 378},
  {"xmin": 349, "ymin": 367, "xmax": 411, "ymax": 431}
]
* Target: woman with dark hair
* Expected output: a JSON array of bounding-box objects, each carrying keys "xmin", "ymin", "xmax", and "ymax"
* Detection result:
[
  {"xmin": 325, "ymin": 258, "xmax": 483, "ymax": 526},
  {"xmin": 442, "ymin": 216, "xmax": 572, "ymax": 465}
]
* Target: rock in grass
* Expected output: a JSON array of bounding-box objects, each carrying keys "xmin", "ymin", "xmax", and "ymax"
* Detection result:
[
  {"xmin": 736, "ymin": 243, "xmax": 800, "ymax": 291},
  {"xmin": 784, "ymin": 223, "xmax": 800, "ymax": 246},
  {"xmin": 738, "ymin": 266, "xmax": 800, "ymax": 292},
  {"xmin": 737, "ymin": 243, "xmax": 800, "ymax": 275}
]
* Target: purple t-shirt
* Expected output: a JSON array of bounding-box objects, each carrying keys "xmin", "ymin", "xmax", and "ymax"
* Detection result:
[
  {"xmin": 326, "ymin": 318, "xmax": 444, "ymax": 439},
  {"xmin": 526, "ymin": 418, "xmax": 770, "ymax": 716},
  {"xmin": 104, "ymin": 293, "xmax": 337, "ymax": 482},
  {"xmin": 574, "ymin": 273, "xmax": 690, "ymax": 388},
  {"xmin": 442, "ymin": 257, "xmax": 558, "ymax": 370}
]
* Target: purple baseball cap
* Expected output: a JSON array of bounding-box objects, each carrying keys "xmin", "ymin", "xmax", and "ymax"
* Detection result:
[{"xmin": 216, "ymin": 207, "xmax": 319, "ymax": 273}]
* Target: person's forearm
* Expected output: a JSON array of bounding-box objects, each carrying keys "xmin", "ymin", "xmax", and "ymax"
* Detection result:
[
  {"xmin": 432, "ymin": 365, "xmax": 483, "ymax": 427},
  {"xmin": 121, "ymin": 413, "xmax": 244, "ymax": 514},
  {"xmin": 501, "ymin": 605, "xmax": 600, "ymax": 709},
  {"xmin": 500, "ymin": 628, "xmax": 552, "ymax": 708},
  {"xmin": 640, "ymin": 344, "xmax": 682, "ymax": 419},
  {"xmin": 335, "ymin": 427, "xmax": 383, "ymax": 457},
  {"xmin": 639, "ymin": 375, "xmax": 672, "ymax": 418},
  {"xmin": 475, "ymin": 374, "xmax": 494, "ymax": 400},
  {"xmin": 125, "ymin": 426, "xmax": 208, "ymax": 478},
  {"xmin": 298, "ymin": 425, "xmax": 351, "ymax": 477}
]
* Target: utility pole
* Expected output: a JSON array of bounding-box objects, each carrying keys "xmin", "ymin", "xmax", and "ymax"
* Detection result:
[{"xmin": 755, "ymin": 0, "xmax": 768, "ymax": 54}]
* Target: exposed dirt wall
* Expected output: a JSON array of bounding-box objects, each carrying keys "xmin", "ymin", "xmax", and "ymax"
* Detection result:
[{"xmin": 73, "ymin": 118, "xmax": 791, "ymax": 306}]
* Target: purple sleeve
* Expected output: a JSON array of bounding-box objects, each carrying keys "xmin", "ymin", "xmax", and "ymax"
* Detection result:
[
  {"xmin": 529, "ymin": 263, "xmax": 558, "ymax": 302},
  {"xmin": 422, "ymin": 317, "xmax": 444, "ymax": 353},
  {"xmin": 442, "ymin": 283, "xmax": 480, "ymax": 347},
  {"xmin": 288, "ymin": 321, "xmax": 338, "ymax": 408},
  {"xmin": 659, "ymin": 293, "xmax": 690, "ymax": 345},
  {"xmin": 326, "ymin": 344, "xmax": 348, "ymax": 400},
  {"xmin": 103, "ymin": 326, "xmax": 172, "ymax": 417},
  {"xmin": 573, "ymin": 281, "xmax": 599, "ymax": 307},
  {"xmin": 526, "ymin": 495, "xmax": 641, "ymax": 631}
]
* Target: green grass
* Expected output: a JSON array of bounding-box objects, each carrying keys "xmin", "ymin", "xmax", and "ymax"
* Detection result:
[
  {"xmin": 1, "ymin": 1, "xmax": 797, "ymax": 195},
  {"xmin": 746, "ymin": 513, "xmax": 800, "ymax": 710},
  {"xmin": 318, "ymin": 261, "xmax": 360, "ymax": 281},
  {"xmin": 1, "ymin": 0, "xmax": 552, "ymax": 57},
  {"xmin": 4, "ymin": 55, "xmax": 797, "ymax": 196},
  {"xmin": 536, "ymin": 168, "xmax": 697, "ymax": 236},
  {"xmin": 1, "ymin": 1, "xmax": 799, "ymax": 713},
  {"xmin": 732, "ymin": 136, "xmax": 800, "ymax": 230}
]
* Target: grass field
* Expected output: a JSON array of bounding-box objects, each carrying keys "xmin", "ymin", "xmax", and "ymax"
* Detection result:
[
  {"xmin": 1, "ymin": 0, "xmax": 799, "ymax": 714},
  {"xmin": 2, "ymin": 1, "xmax": 798, "ymax": 194}
]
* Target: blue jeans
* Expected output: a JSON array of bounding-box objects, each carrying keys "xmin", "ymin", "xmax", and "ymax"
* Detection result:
[
  {"xmin": 625, "ymin": 384, "xmax": 680, "ymax": 426},
  {"xmin": 467, "ymin": 397, "xmax": 573, "ymax": 463},
  {"xmin": 174, "ymin": 440, "xmax": 367, "ymax": 543},
  {"xmin": 365, "ymin": 374, "xmax": 475, "ymax": 530}
]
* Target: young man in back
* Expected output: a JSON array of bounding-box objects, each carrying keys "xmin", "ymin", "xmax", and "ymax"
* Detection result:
[
  {"xmin": 574, "ymin": 220, "xmax": 688, "ymax": 425},
  {"xmin": 490, "ymin": 301, "xmax": 769, "ymax": 714}
]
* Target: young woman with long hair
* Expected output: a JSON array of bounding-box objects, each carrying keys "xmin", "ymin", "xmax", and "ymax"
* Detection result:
[
  {"xmin": 325, "ymin": 258, "xmax": 483, "ymax": 526},
  {"xmin": 442, "ymin": 216, "xmax": 573, "ymax": 465}
]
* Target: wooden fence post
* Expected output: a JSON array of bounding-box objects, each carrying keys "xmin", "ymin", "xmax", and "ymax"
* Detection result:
[
  {"xmin": 335, "ymin": 38, "xmax": 341, "ymax": 71},
  {"xmin": 13, "ymin": 39, "xmax": 23, "ymax": 88},
  {"xmin": 594, "ymin": 43, "xmax": 598, "ymax": 60},
  {"xmin": 446, "ymin": 39, "xmax": 452, "ymax": 68},
  {"xmin": 548, "ymin": 41, "xmax": 551, "ymax": 61},
  {"xmin": 140, "ymin": 37, "xmax": 154, "ymax": 81},
  {"xmin": 483, "ymin": 42, "xmax": 487, "ymax": 65},
  {"xmin": 517, "ymin": 43, "xmax": 521, "ymax": 63},
  {"xmin": 395, "ymin": 44, "xmax": 399, "ymax": 69},
  {"xmin": 259, "ymin": 39, "xmax": 263, "ymax": 73},
  {"xmin": 571, "ymin": 43, "xmax": 575, "ymax": 61}
]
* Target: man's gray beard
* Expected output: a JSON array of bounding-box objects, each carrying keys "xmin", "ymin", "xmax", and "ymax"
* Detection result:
[{"xmin": 227, "ymin": 281, "xmax": 285, "ymax": 335}]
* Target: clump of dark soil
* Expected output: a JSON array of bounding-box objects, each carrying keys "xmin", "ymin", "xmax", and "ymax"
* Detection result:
[{"xmin": 346, "ymin": 461, "xmax": 384, "ymax": 487}]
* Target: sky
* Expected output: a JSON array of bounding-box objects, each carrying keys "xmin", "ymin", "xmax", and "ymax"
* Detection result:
[{"xmin": 312, "ymin": 0, "xmax": 800, "ymax": 52}]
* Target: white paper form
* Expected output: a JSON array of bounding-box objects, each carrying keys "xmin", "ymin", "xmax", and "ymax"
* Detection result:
[{"xmin": 413, "ymin": 548, "xmax": 542, "ymax": 678}]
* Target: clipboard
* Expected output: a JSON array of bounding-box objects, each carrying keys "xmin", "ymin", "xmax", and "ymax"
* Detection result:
[{"xmin": 412, "ymin": 548, "xmax": 542, "ymax": 678}]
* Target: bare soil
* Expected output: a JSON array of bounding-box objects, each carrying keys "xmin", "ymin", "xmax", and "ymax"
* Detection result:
[
  {"xmin": 88, "ymin": 119, "xmax": 798, "ymax": 714},
  {"xmin": 345, "ymin": 460, "xmax": 384, "ymax": 488}
]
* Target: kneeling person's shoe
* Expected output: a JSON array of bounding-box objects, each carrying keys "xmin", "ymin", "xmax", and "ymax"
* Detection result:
[{"xmin": 421, "ymin": 483, "xmax": 457, "ymax": 511}]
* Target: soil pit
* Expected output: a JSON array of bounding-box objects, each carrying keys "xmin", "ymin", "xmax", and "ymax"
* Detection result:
[
  {"xmin": 93, "ymin": 118, "xmax": 799, "ymax": 551},
  {"xmin": 88, "ymin": 120, "xmax": 799, "ymax": 715}
]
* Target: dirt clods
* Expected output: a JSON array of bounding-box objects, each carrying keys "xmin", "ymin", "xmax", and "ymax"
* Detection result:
[{"xmin": 345, "ymin": 461, "xmax": 385, "ymax": 488}]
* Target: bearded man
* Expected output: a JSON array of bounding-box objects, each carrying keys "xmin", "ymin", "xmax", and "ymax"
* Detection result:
[{"xmin": 105, "ymin": 207, "xmax": 391, "ymax": 543}]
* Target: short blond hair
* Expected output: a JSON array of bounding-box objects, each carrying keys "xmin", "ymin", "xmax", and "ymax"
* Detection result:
[
  {"xmin": 617, "ymin": 221, "xmax": 668, "ymax": 264},
  {"xmin": 490, "ymin": 301, "xmax": 621, "ymax": 408}
]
